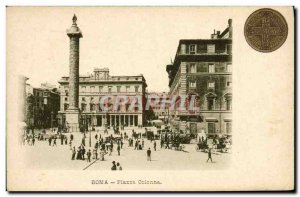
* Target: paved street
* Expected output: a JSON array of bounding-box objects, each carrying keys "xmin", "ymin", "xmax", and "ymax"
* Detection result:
[{"xmin": 23, "ymin": 127, "xmax": 231, "ymax": 170}]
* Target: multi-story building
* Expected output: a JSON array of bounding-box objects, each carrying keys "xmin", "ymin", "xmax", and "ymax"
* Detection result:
[
  {"xmin": 146, "ymin": 92, "xmax": 169, "ymax": 122},
  {"xmin": 25, "ymin": 83, "xmax": 60, "ymax": 128},
  {"xmin": 166, "ymin": 19, "xmax": 232, "ymax": 136},
  {"xmin": 58, "ymin": 68, "xmax": 147, "ymax": 130}
]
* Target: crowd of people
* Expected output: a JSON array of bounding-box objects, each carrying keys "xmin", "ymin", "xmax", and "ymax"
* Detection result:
[{"xmin": 21, "ymin": 125, "xmax": 232, "ymax": 170}]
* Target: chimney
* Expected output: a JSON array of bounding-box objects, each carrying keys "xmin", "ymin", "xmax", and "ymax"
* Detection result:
[
  {"xmin": 228, "ymin": 19, "xmax": 232, "ymax": 27},
  {"xmin": 228, "ymin": 19, "xmax": 233, "ymax": 38},
  {"xmin": 211, "ymin": 29, "xmax": 218, "ymax": 39}
]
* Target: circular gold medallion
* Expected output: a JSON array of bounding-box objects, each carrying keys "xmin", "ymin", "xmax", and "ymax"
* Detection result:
[{"xmin": 244, "ymin": 8, "xmax": 288, "ymax": 53}]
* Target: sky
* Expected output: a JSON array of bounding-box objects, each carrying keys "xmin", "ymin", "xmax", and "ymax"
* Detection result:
[{"xmin": 7, "ymin": 7, "xmax": 232, "ymax": 92}]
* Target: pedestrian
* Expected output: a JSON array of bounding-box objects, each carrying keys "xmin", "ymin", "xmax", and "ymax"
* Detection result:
[
  {"xmin": 69, "ymin": 140, "xmax": 73, "ymax": 150},
  {"xmin": 160, "ymin": 139, "xmax": 163, "ymax": 148},
  {"xmin": 70, "ymin": 134, "xmax": 74, "ymax": 141},
  {"xmin": 100, "ymin": 150, "xmax": 106, "ymax": 161},
  {"xmin": 48, "ymin": 137, "xmax": 52, "ymax": 146},
  {"xmin": 95, "ymin": 134, "xmax": 98, "ymax": 140},
  {"xmin": 207, "ymin": 149, "xmax": 213, "ymax": 162},
  {"xmin": 117, "ymin": 162, "xmax": 122, "ymax": 170},
  {"xmin": 109, "ymin": 146, "xmax": 112, "ymax": 156},
  {"xmin": 52, "ymin": 137, "xmax": 57, "ymax": 146},
  {"xmin": 82, "ymin": 147, "xmax": 86, "ymax": 160},
  {"xmin": 65, "ymin": 136, "xmax": 68, "ymax": 145},
  {"xmin": 154, "ymin": 141, "xmax": 156, "ymax": 151},
  {"xmin": 82, "ymin": 137, "xmax": 85, "ymax": 146},
  {"xmin": 111, "ymin": 161, "xmax": 117, "ymax": 170},
  {"xmin": 142, "ymin": 139, "xmax": 144, "ymax": 148},
  {"xmin": 71, "ymin": 147, "xmax": 76, "ymax": 160},
  {"xmin": 147, "ymin": 148, "xmax": 151, "ymax": 161},
  {"xmin": 76, "ymin": 147, "xmax": 81, "ymax": 160},
  {"xmin": 93, "ymin": 148, "xmax": 98, "ymax": 160},
  {"xmin": 117, "ymin": 145, "xmax": 121, "ymax": 156},
  {"xmin": 166, "ymin": 140, "xmax": 170, "ymax": 149},
  {"xmin": 87, "ymin": 149, "xmax": 91, "ymax": 162},
  {"xmin": 61, "ymin": 135, "xmax": 64, "ymax": 145},
  {"xmin": 32, "ymin": 137, "xmax": 35, "ymax": 146},
  {"xmin": 110, "ymin": 140, "xmax": 114, "ymax": 152},
  {"xmin": 134, "ymin": 141, "xmax": 138, "ymax": 150},
  {"xmin": 121, "ymin": 140, "xmax": 123, "ymax": 149}
]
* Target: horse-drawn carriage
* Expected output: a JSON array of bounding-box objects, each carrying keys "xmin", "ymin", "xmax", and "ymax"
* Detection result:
[{"xmin": 171, "ymin": 142, "xmax": 185, "ymax": 151}]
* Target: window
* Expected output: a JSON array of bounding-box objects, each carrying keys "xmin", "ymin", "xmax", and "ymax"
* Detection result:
[
  {"xmin": 197, "ymin": 44, "xmax": 207, "ymax": 53},
  {"xmin": 126, "ymin": 86, "xmax": 130, "ymax": 93},
  {"xmin": 227, "ymin": 81, "xmax": 232, "ymax": 87},
  {"xmin": 117, "ymin": 86, "xmax": 121, "ymax": 93},
  {"xmin": 99, "ymin": 86, "xmax": 103, "ymax": 93},
  {"xmin": 64, "ymin": 103, "xmax": 69, "ymax": 111},
  {"xmin": 226, "ymin": 44, "xmax": 232, "ymax": 54},
  {"xmin": 226, "ymin": 99, "xmax": 232, "ymax": 110},
  {"xmin": 208, "ymin": 82, "xmax": 215, "ymax": 89},
  {"xmin": 226, "ymin": 122, "xmax": 232, "ymax": 133},
  {"xmin": 190, "ymin": 64, "xmax": 196, "ymax": 73},
  {"xmin": 90, "ymin": 103, "xmax": 95, "ymax": 111},
  {"xmin": 207, "ymin": 99, "xmax": 214, "ymax": 110},
  {"xmin": 190, "ymin": 81, "xmax": 196, "ymax": 88},
  {"xmin": 226, "ymin": 64, "xmax": 232, "ymax": 72},
  {"xmin": 82, "ymin": 97, "xmax": 85, "ymax": 102},
  {"xmin": 108, "ymin": 86, "xmax": 112, "ymax": 93},
  {"xmin": 81, "ymin": 86, "xmax": 86, "ymax": 93},
  {"xmin": 64, "ymin": 97, "xmax": 68, "ymax": 101},
  {"xmin": 90, "ymin": 86, "xmax": 95, "ymax": 93},
  {"xmin": 208, "ymin": 64, "xmax": 215, "ymax": 73},
  {"xmin": 81, "ymin": 103, "xmax": 86, "ymax": 111},
  {"xmin": 135, "ymin": 86, "xmax": 139, "ymax": 93},
  {"xmin": 189, "ymin": 45, "xmax": 196, "ymax": 54},
  {"xmin": 207, "ymin": 44, "xmax": 215, "ymax": 53},
  {"xmin": 208, "ymin": 123, "xmax": 215, "ymax": 134}
]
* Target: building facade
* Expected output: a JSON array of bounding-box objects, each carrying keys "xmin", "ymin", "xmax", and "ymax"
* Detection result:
[
  {"xmin": 25, "ymin": 83, "xmax": 60, "ymax": 129},
  {"xmin": 146, "ymin": 92, "xmax": 169, "ymax": 122},
  {"xmin": 166, "ymin": 19, "xmax": 232, "ymax": 136},
  {"xmin": 58, "ymin": 68, "xmax": 147, "ymax": 130}
]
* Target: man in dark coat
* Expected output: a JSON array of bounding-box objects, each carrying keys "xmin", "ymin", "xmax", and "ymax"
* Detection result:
[
  {"xmin": 117, "ymin": 145, "xmax": 121, "ymax": 156},
  {"xmin": 71, "ymin": 147, "xmax": 76, "ymax": 160},
  {"xmin": 147, "ymin": 148, "xmax": 151, "ymax": 161},
  {"xmin": 154, "ymin": 141, "xmax": 156, "ymax": 151},
  {"xmin": 52, "ymin": 137, "xmax": 57, "ymax": 146},
  {"xmin": 207, "ymin": 149, "xmax": 213, "ymax": 163},
  {"xmin": 82, "ymin": 147, "xmax": 86, "ymax": 160},
  {"xmin": 87, "ymin": 149, "xmax": 91, "ymax": 162}
]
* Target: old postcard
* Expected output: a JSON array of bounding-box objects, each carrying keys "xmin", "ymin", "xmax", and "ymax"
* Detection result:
[{"xmin": 6, "ymin": 6, "xmax": 294, "ymax": 191}]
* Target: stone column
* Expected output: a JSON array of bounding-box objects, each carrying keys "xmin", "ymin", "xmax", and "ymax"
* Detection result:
[{"xmin": 65, "ymin": 14, "xmax": 83, "ymax": 130}]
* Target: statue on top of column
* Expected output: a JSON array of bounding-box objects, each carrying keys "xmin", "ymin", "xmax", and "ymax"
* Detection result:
[{"xmin": 72, "ymin": 14, "xmax": 77, "ymax": 25}]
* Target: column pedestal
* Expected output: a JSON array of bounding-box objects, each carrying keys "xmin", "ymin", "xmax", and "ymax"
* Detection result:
[{"xmin": 65, "ymin": 109, "xmax": 80, "ymax": 132}]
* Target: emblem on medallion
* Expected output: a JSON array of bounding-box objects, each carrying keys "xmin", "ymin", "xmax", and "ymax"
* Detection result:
[{"xmin": 244, "ymin": 8, "xmax": 288, "ymax": 52}]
